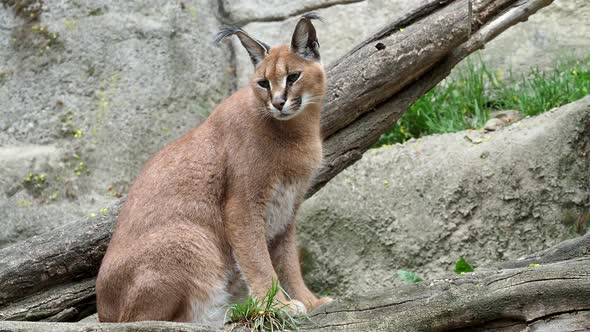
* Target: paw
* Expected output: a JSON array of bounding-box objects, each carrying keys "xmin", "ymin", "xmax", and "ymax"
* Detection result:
[
  {"xmin": 282, "ymin": 299, "xmax": 307, "ymax": 316},
  {"xmin": 313, "ymin": 297, "xmax": 334, "ymax": 309}
]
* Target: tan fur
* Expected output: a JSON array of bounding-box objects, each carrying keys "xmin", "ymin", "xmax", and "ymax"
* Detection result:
[{"xmin": 96, "ymin": 19, "xmax": 331, "ymax": 323}]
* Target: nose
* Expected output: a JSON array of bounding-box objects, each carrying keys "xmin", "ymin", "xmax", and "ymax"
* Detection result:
[{"xmin": 272, "ymin": 96, "xmax": 286, "ymax": 111}]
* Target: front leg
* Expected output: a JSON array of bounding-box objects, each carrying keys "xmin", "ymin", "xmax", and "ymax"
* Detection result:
[
  {"xmin": 225, "ymin": 198, "xmax": 306, "ymax": 315},
  {"xmin": 270, "ymin": 222, "xmax": 333, "ymax": 311}
]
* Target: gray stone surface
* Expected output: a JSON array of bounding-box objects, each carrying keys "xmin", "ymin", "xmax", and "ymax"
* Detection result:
[
  {"xmin": 221, "ymin": 0, "xmax": 367, "ymax": 24},
  {"xmin": 298, "ymin": 97, "xmax": 590, "ymax": 297},
  {"xmin": 0, "ymin": 0, "xmax": 233, "ymax": 247},
  {"xmin": 231, "ymin": 0, "xmax": 590, "ymax": 87},
  {"xmin": 477, "ymin": 0, "xmax": 590, "ymax": 74}
]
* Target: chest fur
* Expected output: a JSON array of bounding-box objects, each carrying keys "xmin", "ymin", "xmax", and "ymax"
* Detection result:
[{"xmin": 264, "ymin": 180, "xmax": 306, "ymax": 240}]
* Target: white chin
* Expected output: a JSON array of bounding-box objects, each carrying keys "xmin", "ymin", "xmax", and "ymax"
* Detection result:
[{"xmin": 273, "ymin": 112, "xmax": 299, "ymax": 121}]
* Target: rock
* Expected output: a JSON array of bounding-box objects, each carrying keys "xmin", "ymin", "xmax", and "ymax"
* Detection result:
[
  {"xmin": 221, "ymin": 0, "xmax": 370, "ymax": 24},
  {"xmin": 297, "ymin": 97, "xmax": 590, "ymax": 297},
  {"xmin": 0, "ymin": 0, "xmax": 233, "ymax": 247},
  {"xmin": 483, "ymin": 118, "xmax": 505, "ymax": 131},
  {"xmin": 484, "ymin": 110, "xmax": 523, "ymax": 131},
  {"xmin": 490, "ymin": 110, "xmax": 522, "ymax": 123},
  {"xmin": 478, "ymin": 0, "xmax": 590, "ymax": 74}
]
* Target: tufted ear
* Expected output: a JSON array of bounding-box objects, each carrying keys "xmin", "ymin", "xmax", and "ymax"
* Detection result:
[
  {"xmin": 214, "ymin": 26, "xmax": 270, "ymax": 67},
  {"xmin": 290, "ymin": 13, "xmax": 321, "ymax": 61}
]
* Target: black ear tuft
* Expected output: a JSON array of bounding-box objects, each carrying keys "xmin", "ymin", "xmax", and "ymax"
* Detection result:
[
  {"xmin": 214, "ymin": 26, "xmax": 270, "ymax": 67},
  {"xmin": 301, "ymin": 12, "xmax": 323, "ymax": 22},
  {"xmin": 213, "ymin": 25, "xmax": 241, "ymax": 46},
  {"xmin": 291, "ymin": 13, "xmax": 322, "ymax": 61}
]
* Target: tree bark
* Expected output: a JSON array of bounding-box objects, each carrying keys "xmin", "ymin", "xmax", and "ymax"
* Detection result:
[
  {"xmin": 0, "ymin": 0, "xmax": 559, "ymax": 327},
  {"xmin": 0, "ymin": 233, "xmax": 588, "ymax": 331}
]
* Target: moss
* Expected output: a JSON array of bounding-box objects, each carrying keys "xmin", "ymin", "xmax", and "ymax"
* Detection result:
[
  {"xmin": 86, "ymin": 65, "xmax": 96, "ymax": 77},
  {"xmin": 22, "ymin": 172, "xmax": 48, "ymax": 197},
  {"xmin": 562, "ymin": 210, "xmax": 577, "ymax": 226},
  {"xmin": 0, "ymin": 70, "xmax": 8, "ymax": 84},
  {"xmin": 1, "ymin": 0, "xmax": 42, "ymax": 22},
  {"xmin": 16, "ymin": 199, "xmax": 32, "ymax": 208},
  {"xmin": 88, "ymin": 7, "xmax": 104, "ymax": 16},
  {"xmin": 62, "ymin": 150, "xmax": 91, "ymax": 177},
  {"xmin": 63, "ymin": 19, "xmax": 77, "ymax": 31},
  {"xmin": 10, "ymin": 23, "xmax": 60, "ymax": 52},
  {"xmin": 93, "ymin": 73, "xmax": 120, "ymax": 139},
  {"xmin": 58, "ymin": 111, "xmax": 83, "ymax": 139}
]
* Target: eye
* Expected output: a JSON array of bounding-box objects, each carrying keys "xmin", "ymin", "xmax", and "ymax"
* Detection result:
[
  {"xmin": 257, "ymin": 80, "xmax": 270, "ymax": 89},
  {"xmin": 287, "ymin": 72, "xmax": 301, "ymax": 84}
]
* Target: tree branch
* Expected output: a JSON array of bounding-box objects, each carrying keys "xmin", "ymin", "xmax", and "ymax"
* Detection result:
[{"xmin": 0, "ymin": 234, "xmax": 588, "ymax": 330}]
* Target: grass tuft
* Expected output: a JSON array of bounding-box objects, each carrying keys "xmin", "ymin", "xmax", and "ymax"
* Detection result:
[
  {"xmin": 376, "ymin": 54, "xmax": 590, "ymax": 147},
  {"xmin": 226, "ymin": 280, "xmax": 307, "ymax": 332}
]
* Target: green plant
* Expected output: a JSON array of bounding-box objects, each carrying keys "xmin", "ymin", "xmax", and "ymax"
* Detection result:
[
  {"xmin": 226, "ymin": 280, "xmax": 306, "ymax": 332},
  {"xmin": 455, "ymin": 257, "xmax": 475, "ymax": 274},
  {"xmin": 397, "ymin": 270, "xmax": 423, "ymax": 283},
  {"xmin": 376, "ymin": 54, "xmax": 590, "ymax": 147}
]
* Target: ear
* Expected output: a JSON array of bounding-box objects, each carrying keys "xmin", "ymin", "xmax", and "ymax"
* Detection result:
[
  {"xmin": 214, "ymin": 26, "xmax": 270, "ymax": 67},
  {"xmin": 290, "ymin": 13, "xmax": 321, "ymax": 61}
]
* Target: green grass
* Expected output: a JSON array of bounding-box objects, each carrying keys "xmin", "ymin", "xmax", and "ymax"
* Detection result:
[
  {"xmin": 226, "ymin": 280, "xmax": 307, "ymax": 332},
  {"xmin": 376, "ymin": 54, "xmax": 590, "ymax": 147}
]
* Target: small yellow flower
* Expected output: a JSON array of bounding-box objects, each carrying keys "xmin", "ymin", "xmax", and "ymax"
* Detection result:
[{"xmin": 383, "ymin": 180, "xmax": 389, "ymax": 185}]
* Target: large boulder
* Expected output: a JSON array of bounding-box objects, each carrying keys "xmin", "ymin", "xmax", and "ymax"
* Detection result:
[
  {"xmin": 298, "ymin": 97, "xmax": 590, "ymax": 297},
  {"xmin": 0, "ymin": 0, "xmax": 233, "ymax": 247}
]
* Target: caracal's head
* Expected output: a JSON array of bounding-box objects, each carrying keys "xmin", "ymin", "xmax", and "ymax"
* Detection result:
[{"xmin": 215, "ymin": 13, "xmax": 326, "ymax": 121}]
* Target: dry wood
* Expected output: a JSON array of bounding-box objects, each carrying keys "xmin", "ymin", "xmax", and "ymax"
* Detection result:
[
  {"xmin": 0, "ymin": 0, "xmax": 560, "ymax": 328},
  {"xmin": 0, "ymin": 236, "xmax": 588, "ymax": 330}
]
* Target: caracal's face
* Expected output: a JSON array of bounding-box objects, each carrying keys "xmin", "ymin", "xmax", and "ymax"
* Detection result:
[{"xmin": 251, "ymin": 45, "xmax": 326, "ymax": 121}]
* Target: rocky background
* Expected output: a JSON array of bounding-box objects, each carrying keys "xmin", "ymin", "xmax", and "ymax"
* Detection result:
[{"xmin": 0, "ymin": 0, "xmax": 589, "ymax": 297}]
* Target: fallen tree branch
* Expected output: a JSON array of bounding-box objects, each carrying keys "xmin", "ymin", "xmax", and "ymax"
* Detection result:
[
  {"xmin": 0, "ymin": 202, "xmax": 123, "ymax": 321},
  {"xmin": 0, "ymin": 0, "xmax": 556, "ymax": 325},
  {"xmin": 0, "ymin": 234, "xmax": 588, "ymax": 331},
  {"xmin": 304, "ymin": 256, "xmax": 590, "ymax": 331}
]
